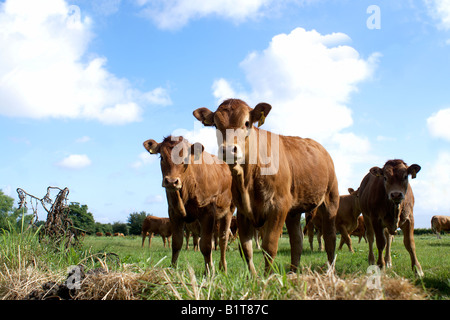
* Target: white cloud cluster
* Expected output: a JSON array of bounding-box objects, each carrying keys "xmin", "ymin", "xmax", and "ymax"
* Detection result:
[
  {"xmin": 56, "ymin": 154, "xmax": 91, "ymax": 169},
  {"xmin": 427, "ymin": 107, "xmax": 450, "ymax": 141},
  {"xmin": 210, "ymin": 28, "xmax": 380, "ymax": 191},
  {"xmin": 136, "ymin": 0, "xmax": 275, "ymax": 30},
  {"xmin": 411, "ymin": 151, "xmax": 450, "ymax": 213},
  {"xmin": 0, "ymin": 0, "xmax": 171, "ymax": 125},
  {"xmin": 425, "ymin": 0, "xmax": 450, "ymax": 30}
]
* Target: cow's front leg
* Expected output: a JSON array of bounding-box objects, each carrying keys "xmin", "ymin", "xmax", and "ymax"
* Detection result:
[
  {"xmin": 169, "ymin": 210, "xmax": 184, "ymax": 268},
  {"xmin": 237, "ymin": 212, "xmax": 256, "ymax": 275},
  {"xmin": 218, "ymin": 211, "xmax": 232, "ymax": 273},
  {"xmin": 401, "ymin": 218, "xmax": 423, "ymax": 277},
  {"xmin": 199, "ymin": 211, "xmax": 214, "ymax": 274}
]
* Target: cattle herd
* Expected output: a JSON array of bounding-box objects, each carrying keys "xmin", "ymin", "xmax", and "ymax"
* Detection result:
[{"xmin": 141, "ymin": 98, "xmax": 450, "ymax": 277}]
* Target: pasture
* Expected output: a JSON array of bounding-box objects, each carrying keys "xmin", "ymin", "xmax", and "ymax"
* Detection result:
[
  {"xmin": 1, "ymin": 229, "xmax": 448, "ymax": 300},
  {"xmin": 81, "ymin": 233, "xmax": 449, "ymax": 299}
]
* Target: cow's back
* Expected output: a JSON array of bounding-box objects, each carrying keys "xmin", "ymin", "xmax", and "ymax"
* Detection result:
[{"xmin": 281, "ymin": 135, "xmax": 337, "ymax": 211}]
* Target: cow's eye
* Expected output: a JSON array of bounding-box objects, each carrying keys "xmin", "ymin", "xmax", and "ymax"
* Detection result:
[{"xmin": 245, "ymin": 121, "xmax": 250, "ymax": 128}]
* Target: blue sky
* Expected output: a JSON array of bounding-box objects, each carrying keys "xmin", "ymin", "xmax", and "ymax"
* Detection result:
[{"xmin": 1, "ymin": 0, "xmax": 450, "ymax": 228}]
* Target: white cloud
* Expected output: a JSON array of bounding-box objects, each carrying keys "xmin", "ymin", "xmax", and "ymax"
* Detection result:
[
  {"xmin": 0, "ymin": 0, "xmax": 170, "ymax": 125},
  {"xmin": 56, "ymin": 154, "xmax": 92, "ymax": 169},
  {"xmin": 75, "ymin": 136, "xmax": 91, "ymax": 143},
  {"xmin": 425, "ymin": 0, "xmax": 450, "ymax": 30},
  {"xmin": 215, "ymin": 28, "xmax": 379, "ymax": 142},
  {"xmin": 131, "ymin": 151, "xmax": 156, "ymax": 169},
  {"xmin": 427, "ymin": 107, "xmax": 450, "ymax": 141},
  {"xmin": 210, "ymin": 28, "xmax": 380, "ymax": 191},
  {"xmin": 137, "ymin": 0, "xmax": 276, "ymax": 30},
  {"xmin": 411, "ymin": 151, "xmax": 450, "ymax": 213}
]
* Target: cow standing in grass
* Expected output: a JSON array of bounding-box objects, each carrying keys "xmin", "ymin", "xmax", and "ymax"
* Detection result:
[
  {"xmin": 143, "ymin": 136, "xmax": 234, "ymax": 273},
  {"xmin": 141, "ymin": 216, "xmax": 172, "ymax": 248},
  {"xmin": 357, "ymin": 159, "xmax": 423, "ymax": 276},
  {"xmin": 431, "ymin": 215, "xmax": 450, "ymax": 239},
  {"xmin": 193, "ymin": 99, "xmax": 338, "ymax": 274}
]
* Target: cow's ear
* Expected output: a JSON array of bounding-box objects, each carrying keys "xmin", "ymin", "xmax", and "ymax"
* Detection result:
[
  {"xmin": 370, "ymin": 166, "xmax": 383, "ymax": 177},
  {"xmin": 193, "ymin": 108, "xmax": 215, "ymax": 126},
  {"xmin": 191, "ymin": 142, "xmax": 204, "ymax": 161},
  {"xmin": 348, "ymin": 188, "xmax": 355, "ymax": 194},
  {"xmin": 251, "ymin": 102, "xmax": 272, "ymax": 127},
  {"xmin": 408, "ymin": 164, "xmax": 421, "ymax": 179},
  {"xmin": 143, "ymin": 139, "xmax": 160, "ymax": 154}
]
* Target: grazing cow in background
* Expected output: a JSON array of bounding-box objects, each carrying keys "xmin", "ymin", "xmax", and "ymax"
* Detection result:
[
  {"xmin": 358, "ymin": 159, "xmax": 423, "ymax": 276},
  {"xmin": 185, "ymin": 220, "xmax": 201, "ymax": 251},
  {"xmin": 141, "ymin": 216, "xmax": 172, "ymax": 248},
  {"xmin": 143, "ymin": 136, "xmax": 234, "ymax": 273},
  {"xmin": 431, "ymin": 215, "xmax": 450, "ymax": 239},
  {"xmin": 96, "ymin": 232, "xmax": 103, "ymax": 237},
  {"xmin": 336, "ymin": 188, "xmax": 362, "ymax": 252},
  {"xmin": 193, "ymin": 99, "xmax": 338, "ymax": 274},
  {"xmin": 303, "ymin": 209, "xmax": 323, "ymax": 251},
  {"xmin": 350, "ymin": 215, "xmax": 367, "ymax": 244}
]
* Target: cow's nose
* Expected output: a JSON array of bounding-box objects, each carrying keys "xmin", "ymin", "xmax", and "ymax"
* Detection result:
[
  {"xmin": 390, "ymin": 192, "xmax": 404, "ymax": 202},
  {"xmin": 163, "ymin": 177, "xmax": 182, "ymax": 189}
]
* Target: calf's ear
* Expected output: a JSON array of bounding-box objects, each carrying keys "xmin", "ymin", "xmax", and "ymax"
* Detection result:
[
  {"xmin": 191, "ymin": 142, "xmax": 204, "ymax": 161},
  {"xmin": 251, "ymin": 102, "xmax": 272, "ymax": 127},
  {"xmin": 193, "ymin": 108, "xmax": 215, "ymax": 126},
  {"xmin": 143, "ymin": 139, "xmax": 160, "ymax": 154},
  {"xmin": 408, "ymin": 164, "xmax": 421, "ymax": 179},
  {"xmin": 369, "ymin": 166, "xmax": 383, "ymax": 177},
  {"xmin": 348, "ymin": 188, "xmax": 355, "ymax": 194}
]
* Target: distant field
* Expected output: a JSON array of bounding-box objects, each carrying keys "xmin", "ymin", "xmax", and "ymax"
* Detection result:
[{"xmin": 82, "ymin": 233, "xmax": 450, "ymax": 299}]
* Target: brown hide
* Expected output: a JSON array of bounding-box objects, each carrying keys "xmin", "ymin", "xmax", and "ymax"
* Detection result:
[
  {"xmin": 431, "ymin": 215, "xmax": 450, "ymax": 239},
  {"xmin": 143, "ymin": 136, "xmax": 234, "ymax": 273},
  {"xmin": 350, "ymin": 215, "xmax": 367, "ymax": 244},
  {"xmin": 193, "ymin": 99, "xmax": 338, "ymax": 274},
  {"xmin": 358, "ymin": 159, "xmax": 423, "ymax": 276},
  {"xmin": 141, "ymin": 216, "xmax": 172, "ymax": 248},
  {"xmin": 336, "ymin": 188, "xmax": 362, "ymax": 252}
]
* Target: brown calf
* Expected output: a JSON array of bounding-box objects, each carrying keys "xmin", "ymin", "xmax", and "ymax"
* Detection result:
[
  {"xmin": 336, "ymin": 188, "xmax": 362, "ymax": 252},
  {"xmin": 431, "ymin": 215, "xmax": 450, "ymax": 239},
  {"xmin": 141, "ymin": 216, "xmax": 172, "ymax": 248},
  {"xmin": 185, "ymin": 220, "xmax": 201, "ymax": 251},
  {"xmin": 143, "ymin": 136, "xmax": 234, "ymax": 273},
  {"xmin": 350, "ymin": 215, "xmax": 367, "ymax": 244},
  {"xmin": 193, "ymin": 99, "xmax": 338, "ymax": 274},
  {"xmin": 358, "ymin": 159, "xmax": 423, "ymax": 276}
]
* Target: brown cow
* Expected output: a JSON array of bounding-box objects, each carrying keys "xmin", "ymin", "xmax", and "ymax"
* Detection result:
[
  {"xmin": 431, "ymin": 215, "xmax": 450, "ymax": 239},
  {"xmin": 185, "ymin": 220, "xmax": 201, "ymax": 251},
  {"xmin": 358, "ymin": 159, "xmax": 423, "ymax": 276},
  {"xmin": 303, "ymin": 209, "xmax": 323, "ymax": 252},
  {"xmin": 350, "ymin": 215, "xmax": 367, "ymax": 244},
  {"xmin": 336, "ymin": 188, "xmax": 362, "ymax": 252},
  {"xmin": 143, "ymin": 136, "xmax": 234, "ymax": 273},
  {"xmin": 141, "ymin": 216, "xmax": 172, "ymax": 248},
  {"xmin": 193, "ymin": 99, "xmax": 338, "ymax": 274}
]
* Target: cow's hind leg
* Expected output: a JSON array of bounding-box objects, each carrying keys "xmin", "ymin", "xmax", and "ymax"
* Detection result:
[{"xmin": 318, "ymin": 191, "xmax": 337, "ymax": 266}]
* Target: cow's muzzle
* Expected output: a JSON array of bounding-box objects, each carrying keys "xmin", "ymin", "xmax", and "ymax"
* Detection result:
[
  {"xmin": 163, "ymin": 176, "xmax": 182, "ymax": 190},
  {"xmin": 389, "ymin": 191, "xmax": 404, "ymax": 204}
]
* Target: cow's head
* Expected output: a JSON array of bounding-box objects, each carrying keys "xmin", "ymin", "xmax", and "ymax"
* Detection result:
[
  {"xmin": 370, "ymin": 160, "xmax": 420, "ymax": 233},
  {"xmin": 193, "ymin": 99, "xmax": 271, "ymax": 165},
  {"xmin": 143, "ymin": 136, "xmax": 203, "ymax": 190}
]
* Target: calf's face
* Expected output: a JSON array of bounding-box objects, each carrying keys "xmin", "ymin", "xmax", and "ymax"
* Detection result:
[
  {"xmin": 369, "ymin": 160, "xmax": 421, "ymax": 233},
  {"xmin": 143, "ymin": 136, "xmax": 200, "ymax": 190},
  {"xmin": 193, "ymin": 99, "xmax": 271, "ymax": 165}
]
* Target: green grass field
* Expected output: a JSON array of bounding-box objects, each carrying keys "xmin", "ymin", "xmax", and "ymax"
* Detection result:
[
  {"xmin": 81, "ymin": 233, "xmax": 450, "ymax": 299},
  {"xmin": 1, "ymin": 228, "xmax": 449, "ymax": 300}
]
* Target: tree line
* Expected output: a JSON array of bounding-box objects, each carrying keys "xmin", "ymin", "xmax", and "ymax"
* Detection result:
[{"xmin": 0, "ymin": 189, "xmax": 149, "ymax": 236}]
